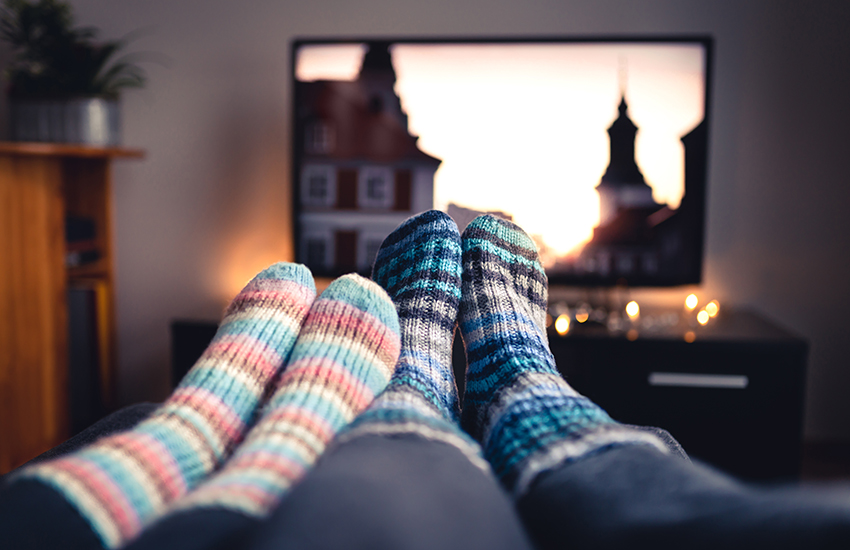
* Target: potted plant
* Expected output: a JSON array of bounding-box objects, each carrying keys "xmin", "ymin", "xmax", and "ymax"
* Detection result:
[{"xmin": 0, "ymin": 0, "xmax": 146, "ymax": 145}]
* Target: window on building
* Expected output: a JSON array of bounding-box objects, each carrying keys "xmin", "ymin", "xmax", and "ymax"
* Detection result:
[
  {"xmin": 308, "ymin": 174, "xmax": 328, "ymax": 201},
  {"xmin": 305, "ymin": 122, "xmax": 334, "ymax": 154},
  {"xmin": 358, "ymin": 167, "xmax": 393, "ymax": 209},
  {"xmin": 368, "ymin": 95, "xmax": 384, "ymax": 114},
  {"xmin": 367, "ymin": 176, "xmax": 387, "ymax": 201},
  {"xmin": 301, "ymin": 165, "xmax": 335, "ymax": 207}
]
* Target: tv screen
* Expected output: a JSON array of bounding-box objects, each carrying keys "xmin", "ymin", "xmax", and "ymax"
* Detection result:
[{"xmin": 292, "ymin": 36, "xmax": 712, "ymax": 286}]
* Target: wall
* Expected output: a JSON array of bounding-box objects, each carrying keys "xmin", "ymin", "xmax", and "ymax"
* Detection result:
[{"xmin": 4, "ymin": 0, "xmax": 848, "ymax": 440}]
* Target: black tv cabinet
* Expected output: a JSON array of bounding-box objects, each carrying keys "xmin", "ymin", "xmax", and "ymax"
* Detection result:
[{"xmin": 546, "ymin": 309, "xmax": 808, "ymax": 482}]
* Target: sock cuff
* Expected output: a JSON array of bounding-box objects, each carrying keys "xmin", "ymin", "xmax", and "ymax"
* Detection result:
[{"xmin": 481, "ymin": 373, "xmax": 672, "ymax": 496}]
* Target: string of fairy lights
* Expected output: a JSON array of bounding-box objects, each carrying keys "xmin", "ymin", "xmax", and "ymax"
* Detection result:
[{"xmin": 548, "ymin": 294, "xmax": 721, "ymax": 341}]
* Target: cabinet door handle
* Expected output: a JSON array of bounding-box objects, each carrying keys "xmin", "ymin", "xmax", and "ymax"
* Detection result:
[{"xmin": 648, "ymin": 372, "xmax": 749, "ymax": 389}]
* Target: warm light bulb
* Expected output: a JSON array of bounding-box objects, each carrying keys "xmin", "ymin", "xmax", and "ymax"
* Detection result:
[
  {"xmin": 684, "ymin": 331, "xmax": 696, "ymax": 343},
  {"xmin": 685, "ymin": 294, "xmax": 699, "ymax": 311},
  {"xmin": 555, "ymin": 314, "xmax": 571, "ymax": 336},
  {"xmin": 706, "ymin": 300, "xmax": 719, "ymax": 318},
  {"xmin": 627, "ymin": 329, "xmax": 639, "ymax": 341},
  {"xmin": 575, "ymin": 311, "xmax": 589, "ymax": 323},
  {"xmin": 625, "ymin": 301, "xmax": 640, "ymax": 319},
  {"xmin": 697, "ymin": 309, "xmax": 710, "ymax": 325}
]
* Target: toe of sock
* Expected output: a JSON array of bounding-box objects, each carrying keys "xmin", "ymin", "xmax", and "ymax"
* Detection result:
[
  {"xmin": 253, "ymin": 262, "xmax": 315, "ymax": 291},
  {"xmin": 372, "ymin": 210, "xmax": 461, "ymax": 289},
  {"xmin": 383, "ymin": 210, "xmax": 458, "ymax": 247},
  {"xmin": 462, "ymin": 215, "xmax": 539, "ymax": 257}
]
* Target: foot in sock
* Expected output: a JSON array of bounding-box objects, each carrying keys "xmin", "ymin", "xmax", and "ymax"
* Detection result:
[
  {"xmin": 336, "ymin": 210, "xmax": 486, "ymax": 470},
  {"xmin": 459, "ymin": 215, "xmax": 668, "ymax": 495},
  {"xmin": 4, "ymin": 263, "xmax": 316, "ymax": 549}
]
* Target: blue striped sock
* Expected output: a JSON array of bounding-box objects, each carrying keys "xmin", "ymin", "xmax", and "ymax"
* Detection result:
[
  {"xmin": 336, "ymin": 211, "xmax": 486, "ymax": 470},
  {"xmin": 460, "ymin": 215, "xmax": 668, "ymax": 495}
]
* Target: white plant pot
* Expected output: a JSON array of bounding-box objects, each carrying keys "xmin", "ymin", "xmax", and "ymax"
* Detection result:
[{"xmin": 9, "ymin": 97, "xmax": 121, "ymax": 146}]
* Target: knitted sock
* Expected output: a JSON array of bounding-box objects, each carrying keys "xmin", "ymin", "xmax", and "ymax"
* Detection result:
[
  {"xmin": 160, "ymin": 273, "xmax": 400, "ymax": 519},
  {"xmin": 11, "ymin": 263, "xmax": 316, "ymax": 548},
  {"xmin": 336, "ymin": 210, "xmax": 486, "ymax": 470},
  {"xmin": 459, "ymin": 215, "xmax": 668, "ymax": 496}
]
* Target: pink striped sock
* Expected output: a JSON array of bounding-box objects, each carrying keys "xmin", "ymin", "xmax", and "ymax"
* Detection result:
[
  {"xmin": 159, "ymin": 273, "xmax": 400, "ymax": 519},
  {"xmin": 15, "ymin": 263, "xmax": 316, "ymax": 548}
]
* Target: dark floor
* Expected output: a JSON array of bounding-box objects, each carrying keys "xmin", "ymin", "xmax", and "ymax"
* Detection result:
[{"xmin": 801, "ymin": 441, "xmax": 850, "ymax": 482}]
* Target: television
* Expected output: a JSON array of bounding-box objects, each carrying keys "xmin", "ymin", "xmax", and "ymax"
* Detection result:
[{"xmin": 291, "ymin": 36, "xmax": 712, "ymax": 287}]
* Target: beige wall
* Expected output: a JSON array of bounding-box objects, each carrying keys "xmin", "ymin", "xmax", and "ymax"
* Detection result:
[{"xmin": 4, "ymin": 0, "xmax": 848, "ymax": 440}]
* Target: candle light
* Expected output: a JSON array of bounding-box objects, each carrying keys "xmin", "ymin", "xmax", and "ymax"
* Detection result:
[
  {"xmin": 626, "ymin": 300, "xmax": 640, "ymax": 320},
  {"xmin": 555, "ymin": 314, "xmax": 571, "ymax": 336}
]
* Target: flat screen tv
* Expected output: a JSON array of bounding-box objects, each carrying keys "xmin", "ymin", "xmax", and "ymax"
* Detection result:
[{"xmin": 291, "ymin": 36, "xmax": 712, "ymax": 287}]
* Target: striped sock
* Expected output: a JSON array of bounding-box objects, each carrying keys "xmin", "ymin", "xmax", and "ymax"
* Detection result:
[
  {"xmin": 459, "ymin": 215, "xmax": 668, "ymax": 496},
  {"xmin": 15, "ymin": 263, "xmax": 316, "ymax": 548},
  {"xmin": 161, "ymin": 273, "xmax": 400, "ymax": 519},
  {"xmin": 336, "ymin": 210, "xmax": 487, "ymax": 471}
]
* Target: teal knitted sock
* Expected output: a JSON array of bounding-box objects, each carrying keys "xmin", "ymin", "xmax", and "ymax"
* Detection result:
[
  {"xmin": 336, "ymin": 211, "xmax": 486, "ymax": 470},
  {"xmin": 459, "ymin": 215, "xmax": 668, "ymax": 495},
  {"xmin": 14, "ymin": 263, "xmax": 316, "ymax": 547},
  {"xmin": 158, "ymin": 273, "xmax": 401, "ymax": 519}
]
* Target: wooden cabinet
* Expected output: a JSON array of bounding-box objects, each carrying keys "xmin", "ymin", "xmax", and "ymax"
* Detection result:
[{"xmin": 0, "ymin": 142, "xmax": 143, "ymax": 473}]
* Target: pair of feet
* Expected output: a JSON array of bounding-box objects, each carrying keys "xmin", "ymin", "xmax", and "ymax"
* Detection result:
[{"xmin": 354, "ymin": 211, "xmax": 668, "ymax": 494}]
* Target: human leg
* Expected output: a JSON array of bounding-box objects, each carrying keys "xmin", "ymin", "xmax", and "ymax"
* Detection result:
[
  {"xmin": 0, "ymin": 263, "xmax": 316, "ymax": 549},
  {"xmin": 120, "ymin": 274, "xmax": 401, "ymax": 550},
  {"xmin": 458, "ymin": 214, "xmax": 666, "ymax": 493},
  {"xmin": 519, "ymin": 444, "xmax": 850, "ymax": 550},
  {"xmin": 459, "ymin": 215, "xmax": 850, "ymax": 550}
]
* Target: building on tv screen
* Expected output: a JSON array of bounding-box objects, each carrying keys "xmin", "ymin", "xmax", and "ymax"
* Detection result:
[{"xmin": 293, "ymin": 39, "xmax": 709, "ymax": 285}]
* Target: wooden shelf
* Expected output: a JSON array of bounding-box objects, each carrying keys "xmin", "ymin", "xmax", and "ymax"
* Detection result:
[
  {"xmin": 0, "ymin": 141, "xmax": 144, "ymax": 473},
  {"xmin": 0, "ymin": 142, "xmax": 145, "ymax": 159}
]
